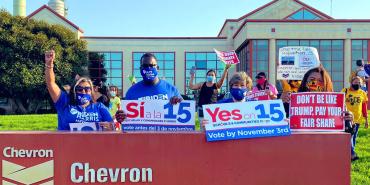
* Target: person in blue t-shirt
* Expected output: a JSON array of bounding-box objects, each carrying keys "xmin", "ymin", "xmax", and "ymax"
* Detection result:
[
  {"xmin": 201, "ymin": 71, "xmax": 253, "ymax": 128},
  {"xmin": 125, "ymin": 53, "xmax": 182, "ymax": 104},
  {"xmin": 45, "ymin": 50, "xmax": 124, "ymax": 131}
]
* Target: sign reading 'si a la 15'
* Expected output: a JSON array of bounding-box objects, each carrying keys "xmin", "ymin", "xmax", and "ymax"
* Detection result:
[
  {"xmin": 203, "ymin": 100, "xmax": 291, "ymax": 142},
  {"xmin": 121, "ymin": 100, "xmax": 196, "ymax": 132}
]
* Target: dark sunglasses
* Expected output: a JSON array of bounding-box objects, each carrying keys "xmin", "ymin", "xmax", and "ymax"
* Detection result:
[
  {"xmin": 75, "ymin": 86, "xmax": 92, "ymax": 93},
  {"xmin": 141, "ymin": 64, "xmax": 157, "ymax": 68}
]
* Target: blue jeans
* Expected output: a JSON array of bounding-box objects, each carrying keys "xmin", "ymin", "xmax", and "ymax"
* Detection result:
[{"xmin": 351, "ymin": 123, "xmax": 360, "ymax": 156}]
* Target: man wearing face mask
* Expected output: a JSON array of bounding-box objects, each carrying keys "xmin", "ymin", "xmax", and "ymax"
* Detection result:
[
  {"xmin": 252, "ymin": 72, "xmax": 278, "ymax": 100},
  {"xmin": 189, "ymin": 65, "xmax": 231, "ymax": 117},
  {"xmin": 355, "ymin": 59, "xmax": 369, "ymax": 92},
  {"xmin": 342, "ymin": 76, "xmax": 368, "ymax": 161},
  {"xmin": 125, "ymin": 53, "xmax": 182, "ymax": 104}
]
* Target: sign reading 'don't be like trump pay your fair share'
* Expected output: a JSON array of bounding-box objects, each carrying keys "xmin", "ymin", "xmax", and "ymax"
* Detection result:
[
  {"xmin": 277, "ymin": 46, "xmax": 320, "ymax": 80},
  {"xmin": 121, "ymin": 100, "xmax": 196, "ymax": 132},
  {"xmin": 203, "ymin": 100, "xmax": 290, "ymax": 142},
  {"xmin": 290, "ymin": 92, "xmax": 345, "ymax": 131}
]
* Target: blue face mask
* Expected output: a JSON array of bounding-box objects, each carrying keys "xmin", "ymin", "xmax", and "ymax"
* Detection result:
[
  {"xmin": 140, "ymin": 67, "xmax": 158, "ymax": 82},
  {"xmin": 207, "ymin": 76, "xmax": 215, "ymax": 83},
  {"xmin": 76, "ymin": 93, "xmax": 92, "ymax": 105},
  {"xmin": 230, "ymin": 88, "xmax": 247, "ymax": 101}
]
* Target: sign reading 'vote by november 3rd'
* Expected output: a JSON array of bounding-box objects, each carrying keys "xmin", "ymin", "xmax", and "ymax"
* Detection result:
[
  {"xmin": 121, "ymin": 100, "xmax": 196, "ymax": 132},
  {"xmin": 203, "ymin": 100, "xmax": 290, "ymax": 142}
]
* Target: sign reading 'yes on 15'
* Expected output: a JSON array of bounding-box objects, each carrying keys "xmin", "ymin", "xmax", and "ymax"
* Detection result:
[
  {"xmin": 121, "ymin": 100, "xmax": 196, "ymax": 132},
  {"xmin": 203, "ymin": 100, "xmax": 291, "ymax": 142}
]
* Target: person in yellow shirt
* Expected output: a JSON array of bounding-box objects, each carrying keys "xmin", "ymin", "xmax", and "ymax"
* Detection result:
[
  {"xmin": 109, "ymin": 85, "xmax": 122, "ymax": 130},
  {"xmin": 281, "ymin": 80, "xmax": 301, "ymax": 117},
  {"xmin": 341, "ymin": 76, "xmax": 368, "ymax": 161},
  {"xmin": 281, "ymin": 80, "xmax": 301, "ymax": 93}
]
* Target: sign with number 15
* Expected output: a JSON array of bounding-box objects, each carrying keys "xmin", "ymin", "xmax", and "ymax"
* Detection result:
[
  {"xmin": 121, "ymin": 100, "xmax": 196, "ymax": 132},
  {"xmin": 203, "ymin": 100, "xmax": 291, "ymax": 141}
]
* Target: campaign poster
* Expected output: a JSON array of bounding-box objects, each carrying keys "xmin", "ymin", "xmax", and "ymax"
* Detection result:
[
  {"xmin": 203, "ymin": 100, "xmax": 290, "ymax": 142},
  {"xmin": 121, "ymin": 100, "xmax": 196, "ymax": 132},
  {"xmin": 290, "ymin": 92, "xmax": 345, "ymax": 131},
  {"xmin": 277, "ymin": 47, "xmax": 320, "ymax": 80},
  {"xmin": 214, "ymin": 48, "xmax": 240, "ymax": 65}
]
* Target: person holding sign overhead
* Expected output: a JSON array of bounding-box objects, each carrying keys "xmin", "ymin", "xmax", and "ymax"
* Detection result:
[
  {"xmin": 45, "ymin": 50, "xmax": 117, "ymax": 131},
  {"xmin": 342, "ymin": 76, "xmax": 368, "ymax": 161},
  {"xmin": 125, "ymin": 53, "xmax": 182, "ymax": 104},
  {"xmin": 189, "ymin": 64, "xmax": 231, "ymax": 117},
  {"xmin": 252, "ymin": 72, "xmax": 278, "ymax": 100}
]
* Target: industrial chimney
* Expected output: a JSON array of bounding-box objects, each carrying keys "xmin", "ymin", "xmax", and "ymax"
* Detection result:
[
  {"xmin": 13, "ymin": 0, "xmax": 26, "ymax": 17},
  {"xmin": 48, "ymin": 0, "xmax": 65, "ymax": 17}
]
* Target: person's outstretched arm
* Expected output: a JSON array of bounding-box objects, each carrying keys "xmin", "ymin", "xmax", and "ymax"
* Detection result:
[
  {"xmin": 216, "ymin": 64, "xmax": 231, "ymax": 88},
  {"xmin": 189, "ymin": 69, "xmax": 202, "ymax": 90},
  {"xmin": 45, "ymin": 50, "xmax": 61, "ymax": 103}
]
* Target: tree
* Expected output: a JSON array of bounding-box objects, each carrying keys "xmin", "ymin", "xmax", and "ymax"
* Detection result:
[{"xmin": 0, "ymin": 10, "xmax": 89, "ymax": 114}]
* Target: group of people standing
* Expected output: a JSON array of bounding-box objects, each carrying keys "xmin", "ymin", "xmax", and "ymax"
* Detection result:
[{"xmin": 45, "ymin": 50, "xmax": 368, "ymax": 161}]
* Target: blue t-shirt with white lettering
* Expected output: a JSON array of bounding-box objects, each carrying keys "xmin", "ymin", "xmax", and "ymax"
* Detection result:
[
  {"xmin": 55, "ymin": 91, "xmax": 113, "ymax": 131},
  {"xmin": 125, "ymin": 80, "xmax": 181, "ymax": 100},
  {"xmin": 217, "ymin": 98, "xmax": 234, "ymax": 104},
  {"xmin": 217, "ymin": 97, "xmax": 254, "ymax": 104}
]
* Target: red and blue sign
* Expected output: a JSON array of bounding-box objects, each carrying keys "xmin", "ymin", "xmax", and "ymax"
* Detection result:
[
  {"xmin": 121, "ymin": 100, "xmax": 196, "ymax": 132},
  {"xmin": 203, "ymin": 100, "xmax": 290, "ymax": 141}
]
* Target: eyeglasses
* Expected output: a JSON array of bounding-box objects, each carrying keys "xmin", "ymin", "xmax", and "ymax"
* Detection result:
[
  {"xmin": 75, "ymin": 86, "xmax": 92, "ymax": 93},
  {"xmin": 141, "ymin": 64, "xmax": 157, "ymax": 68}
]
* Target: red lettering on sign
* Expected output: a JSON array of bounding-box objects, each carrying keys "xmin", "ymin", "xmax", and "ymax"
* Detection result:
[
  {"xmin": 205, "ymin": 107, "xmax": 220, "ymax": 122},
  {"xmin": 219, "ymin": 110, "xmax": 231, "ymax": 121},
  {"xmin": 126, "ymin": 102, "xmax": 139, "ymax": 118},
  {"xmin": 231, "ymin": 110, "xmax": 242, "ymax": 120}
]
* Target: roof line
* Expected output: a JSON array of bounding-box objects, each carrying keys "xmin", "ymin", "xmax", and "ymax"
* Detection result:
[
  {"xmin": 293, "ymin": 0, "xmax": 333, "ymax": 19},
  {"xmin": 27, "ymin": 5, "xmax": 84, "ymax": 33},
  {"xmin": 218, "ymin": 0, "xmax": 335, "ymax": 37},
  {"xmin": 217, "ymin": 19, "xmax": 238, "ymax": 37},
  {"xmin": 81, "ymin": 36, "xmax": 228, "ymax": 40},
  {"xmin": 237, "ymin": 0, "xmax": 279, "ymax": 21},
  {"xmin": 232, "ymin": 19, "xmax": 370, "ymax": 39}
]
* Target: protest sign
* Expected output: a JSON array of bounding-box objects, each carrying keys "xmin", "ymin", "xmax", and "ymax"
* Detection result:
[
  {"xmin": 69, "ymin": 122, "xmax": 99, "ymax": 131},
  {"xmin": 121, "ymin": 100, "xmax": 196, "ymax": 132},
  {"xmin": 290, "ymin": 92, "xmax": 345, "ymax": 131},
  {"xmin": 203, "ymin": 100, "xmax": 290, "ymax": 142},
  {"xmin": 214, "ymin": 48, "xmax": 240, "ymax": 64},
  {"xmin": 277, "ymin": 47, "xmax": 320, "ymax": 80},
  {"xmin": 245, "ymin": 90, "xmax": 269, "ymax": 101}
]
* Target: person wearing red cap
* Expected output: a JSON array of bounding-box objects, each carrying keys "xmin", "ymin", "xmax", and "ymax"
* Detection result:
[{"xmin": 252, "ymin": 72, "xmax": 278, "ymax": 100}]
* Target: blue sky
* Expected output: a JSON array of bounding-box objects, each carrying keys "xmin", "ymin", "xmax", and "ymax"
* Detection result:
[{"xmin": 1, "ymin": 0, "xmax": 369, "ymax": 36}]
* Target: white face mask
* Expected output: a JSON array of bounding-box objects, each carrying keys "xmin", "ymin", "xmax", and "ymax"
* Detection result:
[{"xmin": 110, "ymin": 91, "xmax": 116, "ymax": 97}]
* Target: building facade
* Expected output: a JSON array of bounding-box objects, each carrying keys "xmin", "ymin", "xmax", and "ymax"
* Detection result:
[{"xmin": 27, "ymin": 0, "xmax": 370, "ymax": 97}]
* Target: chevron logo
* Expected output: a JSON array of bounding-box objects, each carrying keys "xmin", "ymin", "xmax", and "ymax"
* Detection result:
[{"xmin": 2, "ymin": 160, "xmax": 54, "ymax": 185}]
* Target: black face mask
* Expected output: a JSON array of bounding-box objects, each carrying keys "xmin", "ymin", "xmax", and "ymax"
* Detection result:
[{"xmin": 352, "ymin": 84, "xmax": 360, "ymax": 90}]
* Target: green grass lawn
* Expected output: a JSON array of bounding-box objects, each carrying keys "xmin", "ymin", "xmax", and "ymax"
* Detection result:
[
  {"xmin": 0, "ymin": 113, "xmax": 369, "ymax": 184},
  {"xmin": 0, "ymin": 114, "xmax": 57, "ymax": 131}
]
